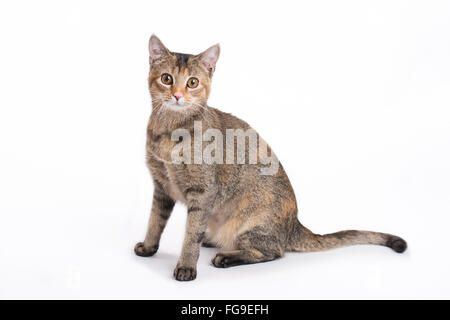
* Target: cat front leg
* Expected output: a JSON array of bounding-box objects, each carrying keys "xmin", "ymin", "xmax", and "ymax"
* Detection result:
[
  {"xmin": 135, "ymin": 181, "xmax": 175, "ymax": 257},
  {"xmin": 173, "ymin": 186, "xmax": 214, "ymax": 281}
]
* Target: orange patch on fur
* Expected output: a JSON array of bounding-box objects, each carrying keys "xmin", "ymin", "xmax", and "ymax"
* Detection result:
[{"xmin": 281, "ymin": 199, "xmax": 298, "ymax": 214}]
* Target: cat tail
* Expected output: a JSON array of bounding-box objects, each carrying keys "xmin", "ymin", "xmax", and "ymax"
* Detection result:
[{"xmin": 288, "ymin": 221, "xmax": 407, "ymax": 253}]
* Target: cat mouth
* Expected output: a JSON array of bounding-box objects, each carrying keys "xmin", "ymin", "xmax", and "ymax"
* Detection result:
[{"xmin": 164, "ymin": 101, "xmax": 189, "ymax": 111}]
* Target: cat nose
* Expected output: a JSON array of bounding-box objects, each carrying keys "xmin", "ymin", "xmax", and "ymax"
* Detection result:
[{"xmin": 173, "ymin": 92, "xmax": 184, "ymax": 101}]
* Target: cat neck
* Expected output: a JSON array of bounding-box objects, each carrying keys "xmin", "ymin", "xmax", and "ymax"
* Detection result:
[{"xmin": 148, "ymin": 103, "xmax": 216, "ymax": 135}]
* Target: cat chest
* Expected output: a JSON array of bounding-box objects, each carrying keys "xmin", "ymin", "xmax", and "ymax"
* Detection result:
[{"xmin": 147, "ymin": 133, "xmax": 179, "ymax": 163}]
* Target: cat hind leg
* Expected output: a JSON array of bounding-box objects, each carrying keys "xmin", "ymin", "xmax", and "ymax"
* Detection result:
[{"xmin": 211, "ymin": 226, "xmax": 284, "ymax": 268}]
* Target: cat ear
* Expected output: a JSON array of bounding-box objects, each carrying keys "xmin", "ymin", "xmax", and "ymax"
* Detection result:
[
  {"xmin": 198, "ymin": 44, "xmax": 220, "ymax": 73},
  {"xmin": 148, "ymin": 34, "xmax": 170, "ymax": 64}
]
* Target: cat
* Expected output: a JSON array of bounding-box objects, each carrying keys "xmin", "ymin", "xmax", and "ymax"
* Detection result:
[{"xmin": 134, "ymin": 35, "xmax": 407, "ymax": 281}]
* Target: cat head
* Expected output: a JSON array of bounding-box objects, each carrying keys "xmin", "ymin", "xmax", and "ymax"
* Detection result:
[{"xmin": 147, "ymin": 35, "xmax": 220, "ymax": 113}]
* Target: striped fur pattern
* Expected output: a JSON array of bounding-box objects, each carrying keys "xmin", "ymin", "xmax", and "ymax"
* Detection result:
[{"xmin": 134, "ymin": 35, "xmax": 407, "ymax": 281}]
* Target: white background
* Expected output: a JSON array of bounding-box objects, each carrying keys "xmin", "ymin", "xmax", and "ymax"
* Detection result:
[{"xmin": 0, "ymin": 0, "xmax": 449, "ymax": 299}]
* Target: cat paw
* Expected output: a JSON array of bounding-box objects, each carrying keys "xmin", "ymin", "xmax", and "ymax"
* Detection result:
[
  {"xmin": 134, "ymin": 242, "xmax": 158, "ymax": 257},
  {"xmin": 212, "ymin": 253, "xmax": 235, "ymax": 268},
  {"xmin": 173, "ymin": 266, "xmax": 197, "ymax": 281}
]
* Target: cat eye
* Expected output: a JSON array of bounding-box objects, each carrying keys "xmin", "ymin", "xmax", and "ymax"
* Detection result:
[
  {"xmin": 186, "ymin": 77, "xmax": 199, "ymax": 88},
  {"xmin": 161, "ymin": 73, "xmax": 173, "ymax": 85}
]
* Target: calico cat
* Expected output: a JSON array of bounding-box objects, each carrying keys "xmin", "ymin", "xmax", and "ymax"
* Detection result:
[{"xmin": 134, "ymin": 35, "xmax": 407, "ymax": 281}]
